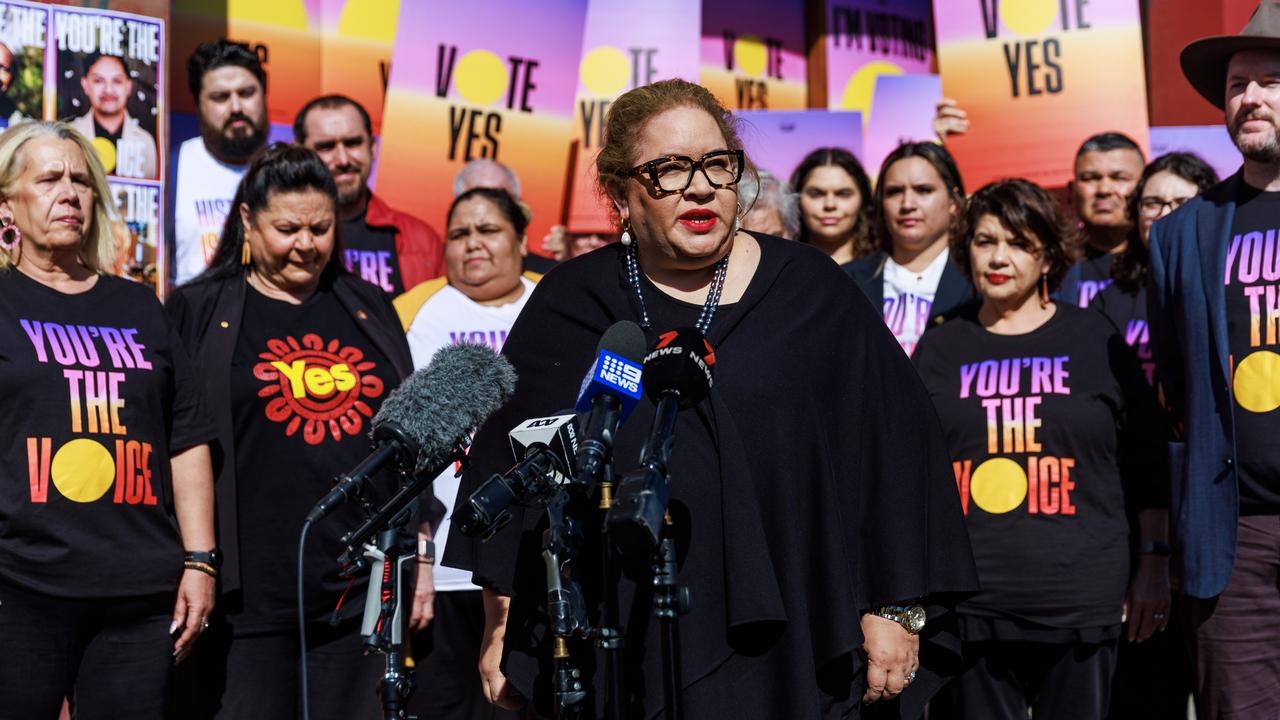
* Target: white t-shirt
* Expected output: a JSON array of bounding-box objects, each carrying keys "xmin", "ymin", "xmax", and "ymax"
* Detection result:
[
  {"xmin": 172, "ymin": 137, "xmax": 247, "ymax": 284},
  {"xmin": 406, "ymin": 277, "xmax": 535, "ymax": 592},
  {"xmin": 881, "ymin": 247, "xmax": 950, "ymax": 357}
]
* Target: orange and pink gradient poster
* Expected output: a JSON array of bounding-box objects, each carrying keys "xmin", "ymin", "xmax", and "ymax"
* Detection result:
[
  {"xmin": 566, "ymin": 0, "xmax": 701, "ymax": 233},
  {"xmin": 700, "ymin": 0, "xmax": 806, "ymax": 111},
  {"xmin": 824, "ymin": 0, "xmax": 933, "ymax": 118},
  {"xmin": 375, "ymin": 0, "xmax": 588, "ymax": 254},
  {"xmin": 932, "ymin": 0, "xmax": 1149, "ymax": 189}
]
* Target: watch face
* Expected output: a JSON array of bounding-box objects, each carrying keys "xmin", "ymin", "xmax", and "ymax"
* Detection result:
[
  {"xmin": 208, "ymin": 549, "xmax": 223, "ymax": 568},
  {"xmin": 906, "ymin": 606, "xmax": 927, "ymax": 633}
]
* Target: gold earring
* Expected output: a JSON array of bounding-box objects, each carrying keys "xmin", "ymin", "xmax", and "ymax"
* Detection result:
[{"xmin": 241, "ymin": 239, "xmax": 251, "ymax": 266}]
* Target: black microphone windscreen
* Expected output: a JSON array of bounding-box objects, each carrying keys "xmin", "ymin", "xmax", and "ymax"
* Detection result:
[
  {"xmin": 642, "ymin": 327, "xmax": 716, "ymax": 407},
  {"xmin": 374, "ymin": 342, "xmax": 518, "ymax": 472},
  {"xmin": 597, "ymin": 320, "xmax": 647, "ymax": 364}
]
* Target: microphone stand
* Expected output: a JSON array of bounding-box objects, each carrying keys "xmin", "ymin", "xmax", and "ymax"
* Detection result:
[
  {"xmin": 543, "ymin": 488, "xmax": 589, "ymax": 719},
  {"xmin": 595, "ymin": 463, "xmax": 625, "ymax": 720},
  {"xmin": 338, "ymin": 446, "xmax": 468, "ymax": 720}
]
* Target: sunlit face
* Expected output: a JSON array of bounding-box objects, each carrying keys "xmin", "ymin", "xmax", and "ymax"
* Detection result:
[
  {"xmin": 616, "ymin": 105, "xmax": 740, "ymax": 271},
  {"xmin": 568, "ymin": 232, "xmax": 613, "ymax": 258},
  {"xmin": 80, "ymin": 56, "xmax": 130, "ymax": 118},
  {"xmin": 1, "ymin": 137, "xmax": 95, "ymax": 256},
  {"xmin": 0, "ymin": 45, "xmax": 16, "ymax": 94},
  {"xmin": 1137, "ymin": 171, "xmax": 1199, "ymax": 246},
  {"xmin": 242, "ymin": 189, "xmax": 335, "ymax": 295},
  {"xmin": 301, "ymin": 104, "xmax": 373, "ymax": 206},
  {"xmin": 1071, "ymin": 149, "xmax": 1143, "ymax": 229},
  {"xmin": 881, "ymin": 156, "xmax": 957, "ymax": 254},
  {"xmin": 198, "ymin": 65, "xmax": 267, "ymax": 160},
  {"xmin": 744, "ymin": 203, "xmax": 786, "ymax": 238},
  {"xmin": 969, "ymin": 214, "xmax": 1050, "ymax": 307},
  {"xmin": 1225, "ymin": 49, "xmax": 1280, "ymax": 163},
  {"xmin": 799, "ymin": 165, "xmax": 861, "ymax": 242},
  {"xmin": 445, "ymin": 196, "xmax": 526, "ymax": 301}
]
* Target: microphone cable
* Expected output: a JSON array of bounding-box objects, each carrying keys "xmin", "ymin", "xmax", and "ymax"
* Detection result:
[{"xmin": 298, "ymin": 518, "xmax": 314, "ymax": 720}]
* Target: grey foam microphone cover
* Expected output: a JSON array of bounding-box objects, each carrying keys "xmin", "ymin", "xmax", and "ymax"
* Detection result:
[{"xmin": 373, "ymin": 341, "xmax": 518, "ymax": 472}]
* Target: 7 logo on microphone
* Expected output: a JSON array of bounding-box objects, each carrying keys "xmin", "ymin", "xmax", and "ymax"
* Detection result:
[{"xmin": 598, "ymin": 351, "xmax": 643, "ymax": 394}]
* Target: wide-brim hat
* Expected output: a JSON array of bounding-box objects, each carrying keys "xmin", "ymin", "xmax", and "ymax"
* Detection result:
[{"xmin": 1182, "ymin": 2, "xmax": 1280, "ymax": 110}]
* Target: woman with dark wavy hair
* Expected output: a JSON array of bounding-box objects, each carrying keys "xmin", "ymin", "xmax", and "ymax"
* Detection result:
[
  {"xmin": 846, "ymin": 142, "xmax": 971, "ymax": 356},
  {"xmin": 167, "ymin": 143, "xmax": 413, "ymax": 719},
  {"xmin": 789, "ymin": 147, "xmax": 875, "ymax": 264}
]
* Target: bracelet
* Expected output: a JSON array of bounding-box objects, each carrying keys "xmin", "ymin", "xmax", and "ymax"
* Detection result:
[
  {"xmin": 1138, "ymin": 541, "xmax": 1170, "ymax": 556},
  {"xmin": 184, "ymin": 560, "xmax": 219, "ymax": 578}
]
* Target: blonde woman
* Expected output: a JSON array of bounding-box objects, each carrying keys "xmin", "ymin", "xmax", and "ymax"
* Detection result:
[{"xmin": 0, "ymin": 121, "xmax": 216, "ymax": 718}]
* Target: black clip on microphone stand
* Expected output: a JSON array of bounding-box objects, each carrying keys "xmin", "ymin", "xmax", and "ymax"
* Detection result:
[
  {"xmin": 607, "ymin": 394, "xmax": 690, "ymax": 720},
  {"xmin": 542, "ymin": 488, "xmax": 591, "ymax": 719},
  {"xmin": 338, "ymin": 446, "xmax": 469, "ymax": 720}
]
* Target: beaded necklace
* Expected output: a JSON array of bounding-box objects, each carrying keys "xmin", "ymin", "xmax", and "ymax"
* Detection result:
[{"xmin": 624, "ymin": 239, "xmax": 730, "ymax": 334}]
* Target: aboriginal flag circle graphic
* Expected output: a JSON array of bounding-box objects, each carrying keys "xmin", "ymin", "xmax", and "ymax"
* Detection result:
[{"xmin": 254, "ymin": 334, "xmax": 385, "ymax": 445}]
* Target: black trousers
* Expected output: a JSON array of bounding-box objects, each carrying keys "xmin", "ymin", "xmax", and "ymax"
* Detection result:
[
  {"xmin": 1106, "ymin": 603, "xmax": 1193, "ymax": 720},
  {"xmin": 410, "ymin": 590, "xmax": 525, "ymax": 720},
  {"xmin": 951, "ymin": 639, "xmax": 1118, "ymax": 720},
  {"xmin": 174, "ymin": 617, "xmax": 383, "ymax": 720},
  {"xmin": 0, "ymin": 574, "xmax": 174, "ymax": 720}
]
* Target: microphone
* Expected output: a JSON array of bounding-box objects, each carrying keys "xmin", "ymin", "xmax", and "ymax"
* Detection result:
[
  {"xmin": 574, "ymin": 321, "xmax": 646, "ymax": 485},
  {"xmin": 306, "ymin": 342, "xmax": 517, "ymax": 524},
  {"xmin": 606, "ymin": 327, "xmax": 716, "ymax": 557},
  {"xmin": 456, "ymin": 411, "xmax": 580, "ymax": 539}
]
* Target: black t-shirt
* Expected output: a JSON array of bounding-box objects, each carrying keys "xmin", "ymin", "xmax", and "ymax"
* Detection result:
[
  {"xmin": 1072, "ymin": 253, "xmax": 1115, "ymax": 307},
  {"xmin": 1224, "ymin": 184, "xmax": 1280, "ymax": 512},
  {"xmin": 0, "ymin": 271, "xmax": 214, "ymax": 598},
  {"xmin": 1091, "ymin": 283, "xmax": 1154, "ymax": 386},
  {"xmin": 93, "ymin": 117, "xmax": 123, "ymax": 145},
  {"xmin": 341, "ymin": 209, "xmax": 405, "ymax": 297},
  {"xmin": 230, "ymin": 285, "xmax": 400, "ymax": 629},
  {"xmin": 913, "ymin": 303, "xmax": 1165, "ymax": 630}
]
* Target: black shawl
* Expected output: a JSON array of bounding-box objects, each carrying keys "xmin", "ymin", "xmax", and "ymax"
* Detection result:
[{"xmin": 445, "ymin": 234, "xmax": 978, "ymax": 718}]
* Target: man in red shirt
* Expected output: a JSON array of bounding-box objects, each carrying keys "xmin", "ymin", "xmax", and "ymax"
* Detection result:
[{"xmin": 295, "ymin": 95, "xmax": 444, "ymax": 296}]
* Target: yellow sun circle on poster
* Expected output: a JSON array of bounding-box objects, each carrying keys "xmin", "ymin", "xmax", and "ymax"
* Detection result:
[
  {"xmin": 91, "ymin": 136, "xmax": 117, "ymax": 174},
  {"xmin": 970, "ymin": 457, "xmax": 1027, "ymax": 514},
  {"xmin": 454, "ymin": 50, "xmax": 509, "ymax": 106},
  {"xmin": 839, "ymin": 60, "xmax": 904, "ymax": 123},
  {"xmin": 733, "ymin": 34, "xmax": 768, "ymax": 77},
  {"xmin": 51, "ymin": 438, "xmax": 115, "ymax": 503},
  {"xmin": 1234, "ymin": 350, "xmax": 1280, "ymax": 413},
  {"xmin": 580, "ymin": 46, "xmax": 630, "ymax": 97},
  {"xmin": 1001, "ymin": 0, "xmax": 1058, "ymax": 37}
]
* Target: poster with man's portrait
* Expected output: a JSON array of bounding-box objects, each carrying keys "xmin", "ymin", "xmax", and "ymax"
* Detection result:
[
  {"xmin": 0, "ymin": 2, "xmax": 48, "ymax": 130},
  {"xmin": 53, "ymin": 7, "xmax": 162, "ymax": 180}
]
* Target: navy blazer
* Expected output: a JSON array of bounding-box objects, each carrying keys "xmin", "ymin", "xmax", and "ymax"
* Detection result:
[
  {"xmin": 1147, "ymin": 172, "xmax": 1244, "ymax": 599},
  {"xmin": 843, "ymin": 249, "xmax": 974, "ymax": 329}
]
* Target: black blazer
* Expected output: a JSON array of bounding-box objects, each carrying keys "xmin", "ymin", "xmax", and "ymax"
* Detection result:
[
  {"xmin": 166, "ymin": 273, "xmax": 413, "ymax": 592},
  {"xmin": 843, "ymin": 249, "xmax": 974, "ymax": 330}
]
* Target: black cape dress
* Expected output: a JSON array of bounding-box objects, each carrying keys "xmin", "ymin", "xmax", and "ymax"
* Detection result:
[{"xmin": 444, "ymin": 233, "xmax": 979, "ymax": 719}]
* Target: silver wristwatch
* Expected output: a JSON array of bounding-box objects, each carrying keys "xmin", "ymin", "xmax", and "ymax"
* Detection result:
[{"xmin": 872, "ymin": 604, "xmax": 927, "ymax": 635}]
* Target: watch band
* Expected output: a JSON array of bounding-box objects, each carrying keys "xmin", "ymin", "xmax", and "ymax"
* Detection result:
[{"xmin": 417, "ymin": 539, "xmax": 436, "ymax": 563}]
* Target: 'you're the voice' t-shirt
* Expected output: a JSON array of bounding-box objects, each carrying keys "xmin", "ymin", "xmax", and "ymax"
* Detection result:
[{"xmin": 913, "ymin": 303, "xmax": 1166, "ymax": 630}]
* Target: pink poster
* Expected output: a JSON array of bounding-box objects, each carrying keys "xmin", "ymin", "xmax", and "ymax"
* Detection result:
[
  {"xmin": 824, "ymin": 0, "xmax": 933, "ymax": 121},
  {"xmin": 736, "ymin": 110, "xmax": 862, "ymax": 183},
  {"xmin": 700, "ymin": 0, "xmax": 807, "ymax": 110},
  {"xmin": 566, "ymin": 0, "xmax": 701, "ymax": 233},
  {"xmin": 863, "ymin": 73, "xmax": 941, "ymax": 178},
  {"xmin": 376, "ymin": 0, "xmax": 589, "ymax": 254}
]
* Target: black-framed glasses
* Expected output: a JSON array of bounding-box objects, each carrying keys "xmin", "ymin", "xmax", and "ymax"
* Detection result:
[
  {"xmin": 630, "ymin": 149, "xmax": 744, "ymax": 194},
  {"xmin": 1139, "ymin": 195, "xmax": 1194, "ymax": 216}
]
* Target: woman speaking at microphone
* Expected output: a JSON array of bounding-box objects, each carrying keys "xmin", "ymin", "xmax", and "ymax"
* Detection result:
[
  {"xmin": 445, "ymin": 79, "xmax": 978, "ymax": 719},
  {"xmin": 167, "ymin": 144, "xmax": 413, "ymax": 719}
]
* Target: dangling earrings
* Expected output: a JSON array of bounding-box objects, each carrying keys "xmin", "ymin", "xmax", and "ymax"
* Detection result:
[
  {"xmin": 241, "ymin": 238, "xmax": 251, "ymax": 266},
  {"xmin": 0, "ymin": 217, "xmax": 19, "ymax": 250},
  {"xmin": 1040, "ymin": 272, "xmax": 1050, "ymax": 307},
  {"xmin": 619, "ymin": 218, "xmax": 632, "ymax": 247}
]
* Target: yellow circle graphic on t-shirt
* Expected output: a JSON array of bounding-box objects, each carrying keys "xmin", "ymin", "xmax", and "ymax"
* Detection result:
[
  {"xmin": 580, "ymin": 46, "xmax": 630, "ymax": 97},
  {"xmin": 970, "ymin": 457, "xmax": 1027, "ymax": 514},
  {"xmin": 1001, "ymin": 0, "xmax": 1058, "ymax": 37},
  {"xmin": 91, "ymin": 136, "xmax": 117, "ymax": 174},
  {"xmin": 1234, "ymin": 350, "xmax": 1280, "ymax": 413},
  {"xmin": 733, "ymin": 34, "xmax": 768, "ymax": 77},
  {"xmin": 839, "ymin": 60, "xmax": 903, "ymax": 123},
  {"xmin": 454, "ymin": 50, "xmax": 509, "ymax": 107},
  {"xmin": 51, "ymin": 438, "xmax": 115, "ymax": 503}
]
